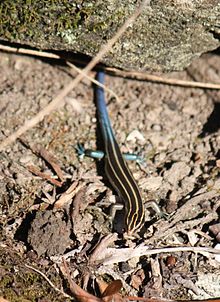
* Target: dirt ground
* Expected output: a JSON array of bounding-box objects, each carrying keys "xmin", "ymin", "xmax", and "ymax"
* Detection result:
[{"xmin": 0, "ymin": 50, "xmax": 220, "ymax": 301}]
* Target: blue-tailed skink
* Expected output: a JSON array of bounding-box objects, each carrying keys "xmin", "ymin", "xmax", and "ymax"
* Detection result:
[{"xmin": 95, "ymin": 71, "xmax": 145, "ymax": 234}]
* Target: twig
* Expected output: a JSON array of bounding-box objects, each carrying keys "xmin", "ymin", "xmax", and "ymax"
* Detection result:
[
  {"xmin": 25, "ymin": 264, "xmax": 72, "ymax": 299},
  {"xmin": 19, "ymin": 138, "xmax": 64, "ymax": 183},
  {"xmin": 136, "ymin": 245, "xmax": 220, "ymax": 255},
  {"xmin": 71, "ymin": 187, "xmax": 86, "ymax": 221},
  {"xmin": 149, "ymin": 190, "xmax": 220, "ymax": 242},
  {"xmin": 1, "ymin": 44, "xmax": 220, "ymax": 90},
  {"xmin": 106, "ymin": 67, "xmax": 220, "ymax": 89},
  {"xmin": 27, "ymin": 164, "xmax": 63, "ymax": 187},
  {"xmin": 38, "ymin": 147, "xmax": 64, "ymax": 182},
  {"xmin": 0, "ymin": 0, "xmax": 148, "ymax": 151},
  {"xmin": 66, "ymin": 62, "xmax": 121, "ymax": 102},
  {"xmin": 0, "ymin": 44, "xmax": 60, "ymax": 59},
  {"xmin": 0, "ymin": 45, "xmax": 120, "ymax": 102}
]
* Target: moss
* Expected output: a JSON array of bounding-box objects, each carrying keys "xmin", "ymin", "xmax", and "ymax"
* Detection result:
[
  {"xmin": 0, "ymin": 0, "xmax": 128, "ymax": 44},
  {"xmin": 0, "ymin": 272, "xmax": 44, "ymax": 301},
  {"xmin": 0, "ymin": 0, "xmax": 219, "ymax": 72},
  {"xmin": 0, "ymin": 248, "xmax": 70, "ymax": 301},
  {"xmin": 0, "ymin": 0, "xmax": 90, "ymax": 41}
]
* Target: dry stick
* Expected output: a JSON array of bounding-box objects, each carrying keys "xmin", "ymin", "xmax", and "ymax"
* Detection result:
[
  {"xmin": 0, "ymin": 0, "xmax": 148, "ymax": 152},
  {"xmin": 37, "ymin": 147, "xmax": 64, "ymax": 182},
  {"xmin": 106, "ymin": 67, "xmax": 220, "ymax": 89},
  {"xmin": 54, "ymin": 180, "xmax": 83, "ymax": 208},
  {"xmin": 66, "ymin": 61, "xmax": 121, "ymax": 102},
  {"xmin": 0, "ymin": 44, "xmax": 60, "ymax": 59},
  {"xmin": 1, "ymin": 43, "xmax": 220, "ymax": 90},
  {"xmin": 89, "ymin": 233, "xmax": 118, "ymax": 264},
  {"xmin": 26, "ymin": 141, "xmax": 64, "ymax": 182},
  {"xmin": 0, "ymin": 45, "xmax": 118, "ymax": 96},
  {"xmin": 27, "ymin": 164, "xmax": 63, "ymax": 187}
]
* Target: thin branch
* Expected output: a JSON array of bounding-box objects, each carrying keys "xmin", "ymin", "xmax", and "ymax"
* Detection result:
[
  {"xmin": 27, "ymin": 164, "xmax": 63, "ymax": 187},
  {"xmin": 89, "ymin": 233, "xmax": 118, "ymax": 264},
  {"xmin": 66, "ymin": 62, "xmax": 121, "ymax": 102},
  {"xmin": 1, "ymin": 44, "xmax": 220, "ymax": 90},
  {"xmin": 0, "ymin": 44, "xmax": 60, "ymax": 59},
  {"xmin": 0, "ymin": 44, "xmax": 120, "ymax": 100},
  {"xmin": 54, "ymin": 180, "xmax": 83, "ymax": 208},
  {"xmin": 106, "ymin": 67, "xmax": 220, "ymax": 89}
]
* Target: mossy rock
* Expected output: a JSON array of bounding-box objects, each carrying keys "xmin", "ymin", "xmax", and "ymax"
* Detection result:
[{"xmin": 0, "ymin": 0, "xmax": 219, "ymax": 72}]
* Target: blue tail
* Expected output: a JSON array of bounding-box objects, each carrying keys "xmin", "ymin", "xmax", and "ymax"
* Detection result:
[{"xmin": 96, "ymin": 71, "xmax": 115, "ymax": 142}]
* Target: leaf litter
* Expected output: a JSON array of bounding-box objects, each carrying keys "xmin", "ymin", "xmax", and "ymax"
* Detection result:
[{"xmin": 0, "ymin": 51, "xmax": 220, "ymax": 300}]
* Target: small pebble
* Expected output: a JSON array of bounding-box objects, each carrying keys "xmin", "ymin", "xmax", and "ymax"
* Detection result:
[
  {"xmin": 151, "ymin": 124, "xmax": 162, "ymax": 131},
  {"xmin": 126, "ymin": 129, "xmax": 145, "ymax": 142},
  {"xmin": 19, "ymin": 155, "xmax": 34, "ymax": 164}
]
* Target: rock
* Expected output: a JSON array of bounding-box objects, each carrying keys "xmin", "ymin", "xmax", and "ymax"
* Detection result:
[
  {"xmin": 0, "ymin": 1, "xmax": 219, "ymax": 72},
  {"xmin": 140, "ymin": 176, "xmax": 163, "ymax": 191},
  {"xmin": 163, "ymin": 162, "xmax": 191, "ymax": 186},
  {"xmin": 27, "ymin": 209, "xmax": 72, "ymax": 257}
]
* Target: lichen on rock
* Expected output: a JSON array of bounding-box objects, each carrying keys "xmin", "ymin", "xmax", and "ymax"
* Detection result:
[{"xmin": 0, "ymin": 0, "xmax": 219, "ymax": 71}]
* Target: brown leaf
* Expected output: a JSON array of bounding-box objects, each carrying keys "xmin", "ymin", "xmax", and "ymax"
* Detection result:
[
  {"xmin": 96, "ymin": 279, "xmax": 123, "ymax": 302},
  {"xmin": 102, "ymin": 280, "xmax": 123, "ymax": 297}
]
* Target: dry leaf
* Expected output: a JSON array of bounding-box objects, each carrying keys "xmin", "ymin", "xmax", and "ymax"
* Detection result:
[{"xmin": 97, "ymin": 279, "xmax": 123, "ymax": 302}]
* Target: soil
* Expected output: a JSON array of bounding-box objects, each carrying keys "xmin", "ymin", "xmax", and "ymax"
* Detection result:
[{"xmin": 0, "ymin": 50, "xmax": 220, "ymax": 301}]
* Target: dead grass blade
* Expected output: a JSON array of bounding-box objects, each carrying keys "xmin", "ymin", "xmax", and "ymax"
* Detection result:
[{"xmin": 25, "ymin": 264, "xmax": 71, "ymax": 299}]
